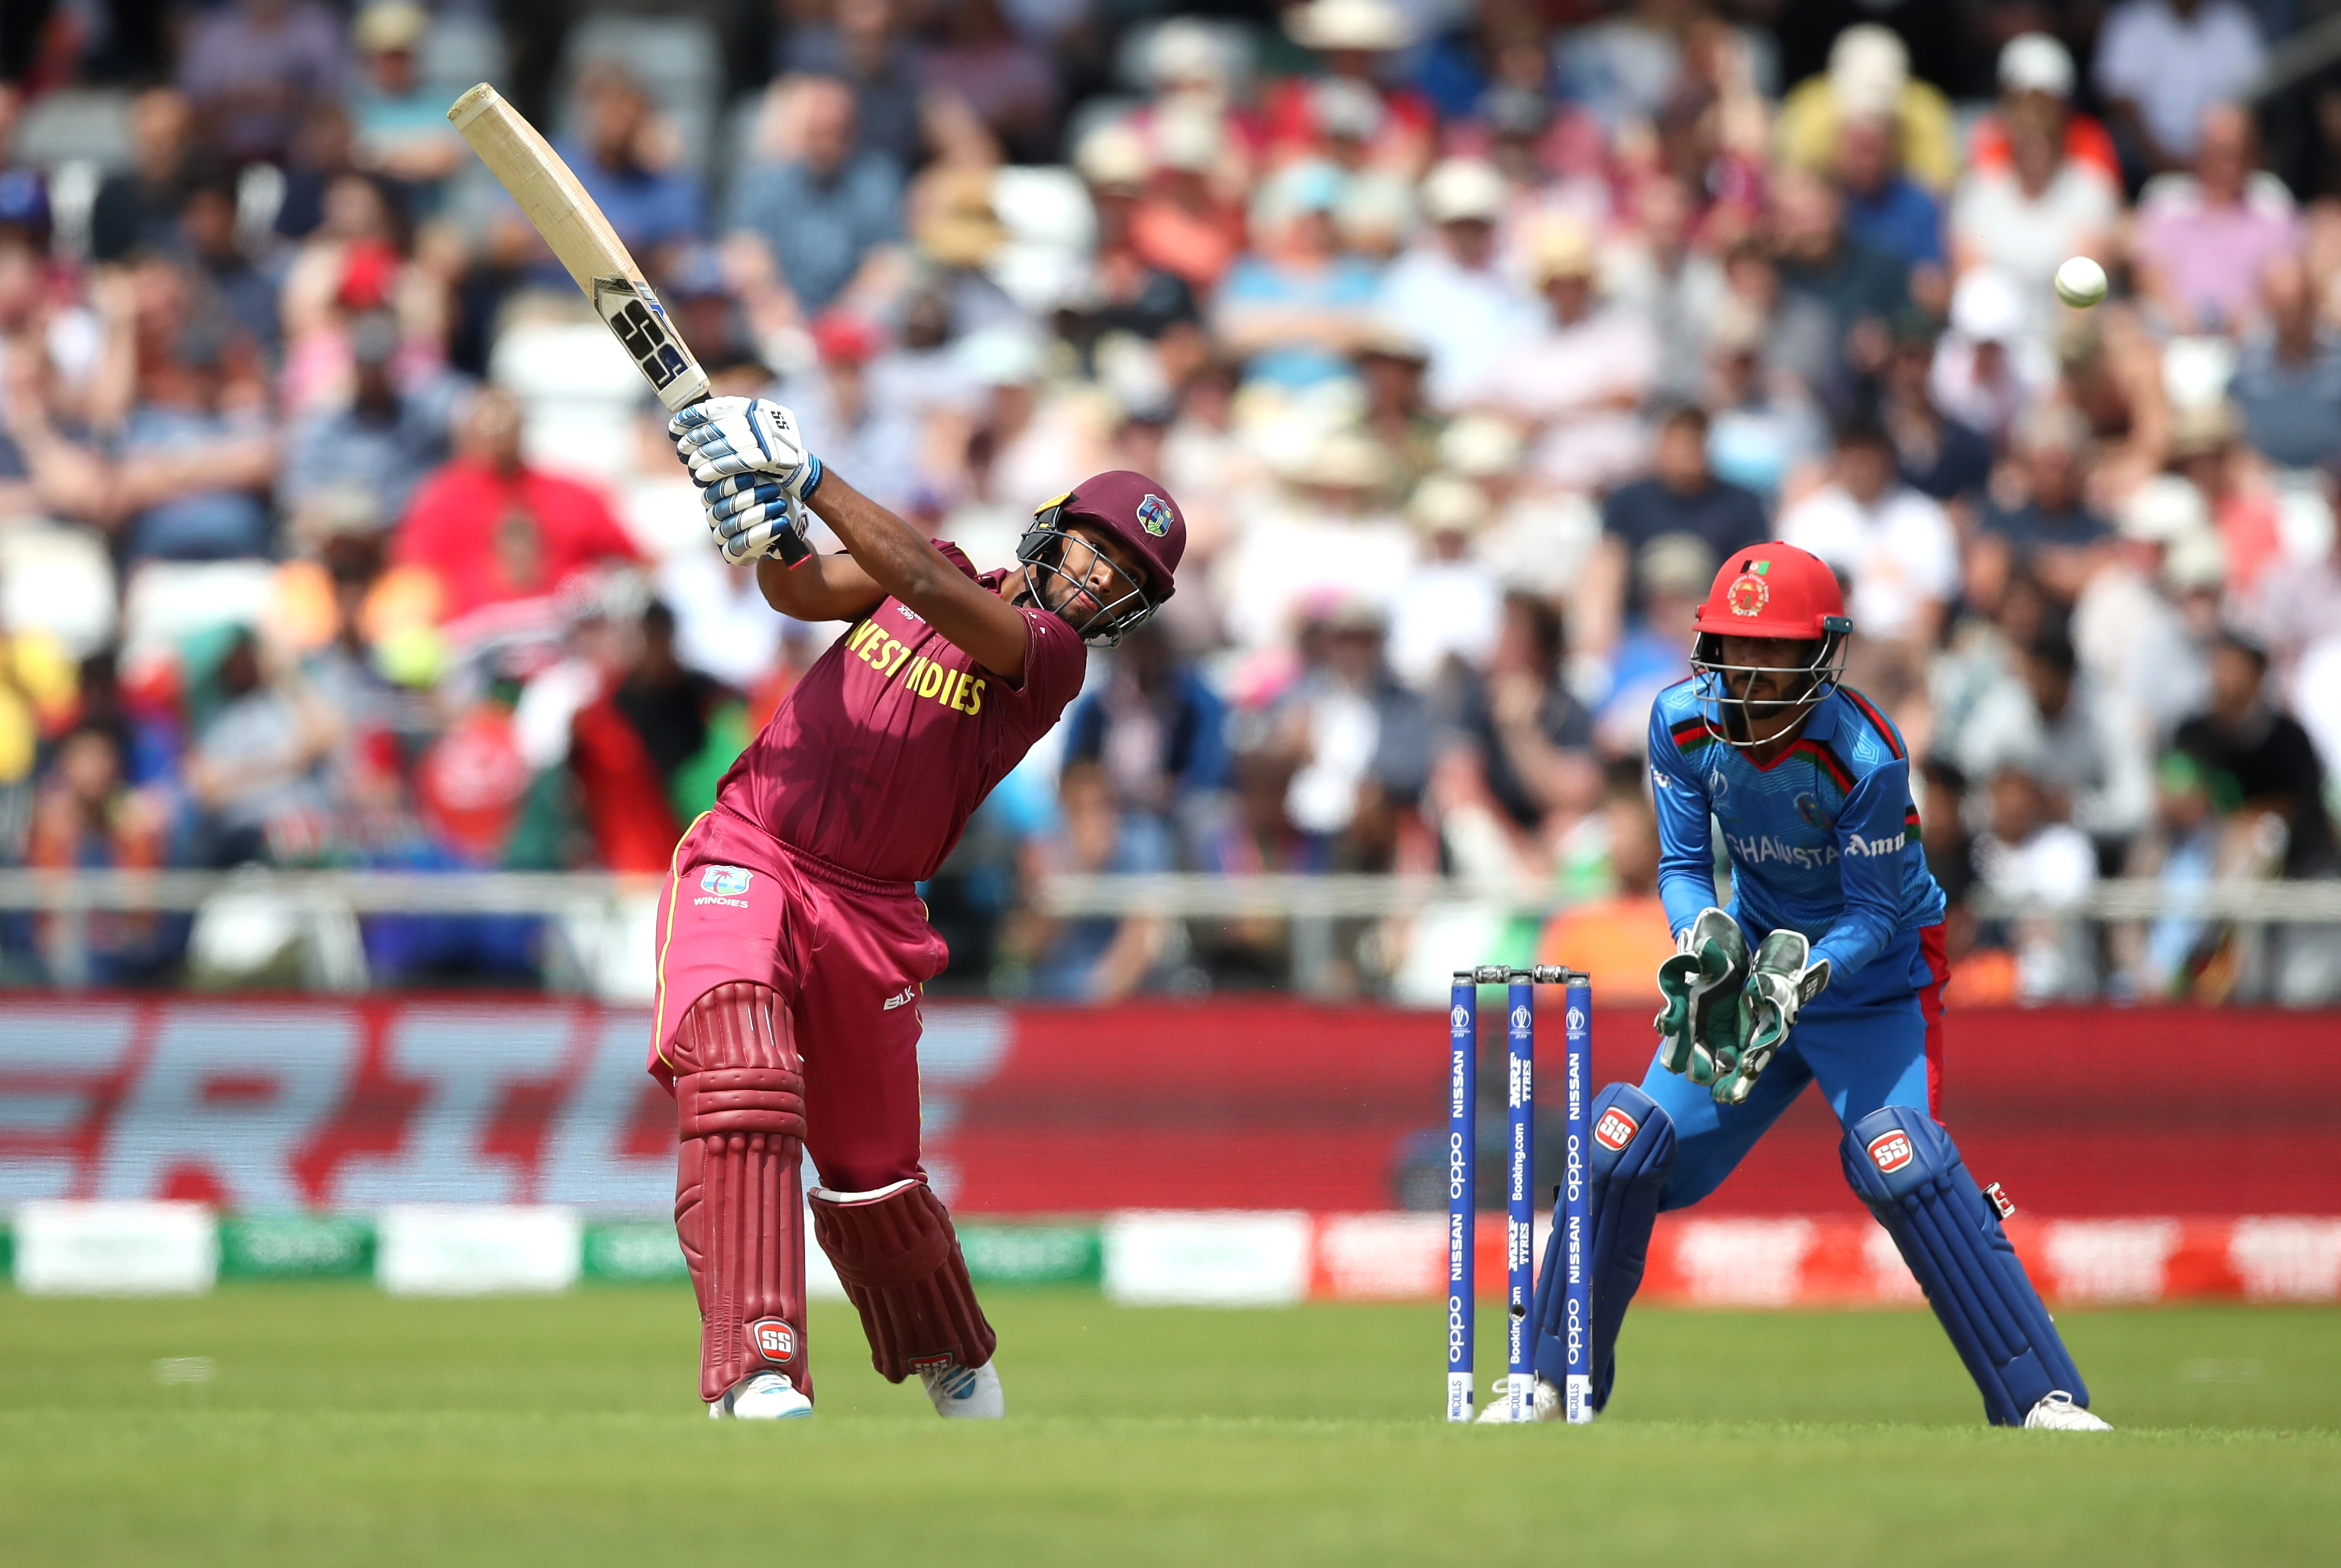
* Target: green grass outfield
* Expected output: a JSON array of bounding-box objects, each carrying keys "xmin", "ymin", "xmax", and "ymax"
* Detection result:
[{"xmin": 1, "ymin": 1285, "xmax": 2334, "ymax": 1566}]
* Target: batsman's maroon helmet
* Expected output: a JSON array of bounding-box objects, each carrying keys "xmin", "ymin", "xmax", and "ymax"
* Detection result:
[{"xmin": 1015, "ymin": 470, "xmax": 1185, "ymax": 644}]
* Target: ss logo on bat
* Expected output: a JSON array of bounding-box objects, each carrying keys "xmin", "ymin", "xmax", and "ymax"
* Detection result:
[{"xmin": 595, "ymin": 278, "xmax": 688, "ymax": 388}]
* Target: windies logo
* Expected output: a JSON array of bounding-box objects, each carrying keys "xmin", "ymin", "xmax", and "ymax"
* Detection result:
[
  {"xmin": 1136, "ymin": 493, "xmax": 1174, "ymax": 536},
  {"xmin": 1867, "ymin": 1129, "xmax": 1915, "ymax": 1173},
  {"xmin": 1595, "ymin": 1107, "xmax": 1639, "ymax": 1151},
  {"xmin": 701, "ymin": 866, "xmax": 752, "ymax": 898},
  {"xmin": 1725, "ymin": 569, "xmax": 1770, "ymax": 617},
  {"xmin": 748, "ymin": 1318, "xmax": 796, "ymax": 1360}
]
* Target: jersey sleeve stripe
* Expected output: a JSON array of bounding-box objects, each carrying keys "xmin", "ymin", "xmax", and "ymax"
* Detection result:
[
  {"xmin": 1843, "ymin": 688, "xmax": 1906, "ymax": 759},
  {"xmin": 1792, "ymin": 737, "xmax": 1857, "ymax": 795}
]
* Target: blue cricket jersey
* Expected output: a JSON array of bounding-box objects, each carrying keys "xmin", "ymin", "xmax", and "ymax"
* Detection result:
[{"xmin": 1647, "ymin": 679, "xmax": 1947, "ymax": 984}]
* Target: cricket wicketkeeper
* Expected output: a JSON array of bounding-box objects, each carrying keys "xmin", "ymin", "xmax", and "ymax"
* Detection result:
[
  {"xmin": 1486, "ymin": 542, "xmax": 2111, "ymax": 1431},
  {"xmin": 649, "ymin": 396, "xmax": 1183, "ymax": 1418}
]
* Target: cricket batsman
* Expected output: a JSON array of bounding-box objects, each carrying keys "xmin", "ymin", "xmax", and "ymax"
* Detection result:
[
  {"xmin": 650, "ymin": 396, "xmax": 1183, "ymax": 1419},
  {"xmin": 1491, "ymin": 543, "xmax": 2110, "ymax": 1430}
]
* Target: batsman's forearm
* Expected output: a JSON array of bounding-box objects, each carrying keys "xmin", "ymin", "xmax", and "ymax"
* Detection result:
[{"xmin": 804, "ymin": 473, "xmax": 964, "ymax": 607}]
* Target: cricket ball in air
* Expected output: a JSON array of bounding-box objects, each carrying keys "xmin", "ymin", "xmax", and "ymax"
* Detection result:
[{"xmin": 2054, "ymin": 255, "xmax": 2108, "ymax": 309}]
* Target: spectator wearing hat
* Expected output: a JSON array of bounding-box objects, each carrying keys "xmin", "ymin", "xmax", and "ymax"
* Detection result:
[
  {"xmin": 1351, "ymin": 322, "xmax": 1441, "ymax": 504},
  {"xmin": 1216, "ymin": 430, "xmax": 1411, "ymax": 660},
  {"xmin": 1063, "ymin": 127, "xmax": 1203, "ymax": 383},
  {"xmin": 1950, "ymin": 87, "xmax": 2121, "ymax": 315},
  {"xmin": 1214, "ymin": 160, "xmax": 1381, "ymax": 389},
  {"xmin": 1968, "ymin": 34, "xmax": 2122, "ymax": 190},
  {"xmin": 2132, "ymin": 103, "xmax": 2299, "ymax": 336},
  {"xmin": 1387, "ymin": 474, "xmax": 1500, "ymax": 691},
  {"xmin": 2171, "ymin": 400, "xmax": 2284, "ymax": 601},
  {"xmin": 2174, "ymin": 631, "xmax": 2337, "ymax": 877},
  {"xmin": 1463, "ymin": 216, "xmax": 1657, "ymax": 491},
  {"xmin": 1774, "ymin": 24, "xmax": 1958, "ymax": 195},
  {"xmin": 2076, "ymin": 476, "xmax": 2214, "ymax": 738},
  {"xmin": 1126, "ymin": 106, "xmax": 1248, "ymax": 294},
  {"xmin": 392, "ymin": 386, "xmax": 640, "ymax": 627},
  {"xmin": 1266, "ymin": 0, "xmax": 1436, "ymax": 177},
  {"xmin": 726, "ymin": 76, "xmax": 905, "ymax": 320},
  {"xmin": 1780, "ymin": 417, "xmax": 1959, "ymax": 666},
  {"xmin": 1375, "ymin": 158, "xmax": 1533, "ymax": 410},
  {"xmin": 1930, "ymin": 268, "xmax": 2055, "ymax": 442},
  {"xmin": 2095, "ymin": 0, "xmax": 2266, "ymax": 180},
  {"xmin": 2229, "ymin": 252, "xmax": 2341, "ymax": 474},
  {"xmin": 347, "ymin": 2, "xmax": 466, "ymax": 192}
]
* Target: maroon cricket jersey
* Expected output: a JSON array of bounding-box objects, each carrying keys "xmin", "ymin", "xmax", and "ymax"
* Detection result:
[{"xmin": 711, "ymin": 542, "xmax": 1088, "ymax": 882}]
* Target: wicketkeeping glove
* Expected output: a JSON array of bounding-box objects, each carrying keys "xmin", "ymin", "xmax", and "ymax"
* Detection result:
[
  {"xmin": 701, "ymin": 474, "xmax": 814, "ymax": 568},
  {"xmin": 669, "ymin": 397, "xmax": 825, "ymax": 497},
  {"xmin": 1710, "ymin": 929, "xmax": 1831, "ymax": 1107},
  {"xmin": 1654, "ymin": 906, "xmax": 1750, "ymax": 1087}
]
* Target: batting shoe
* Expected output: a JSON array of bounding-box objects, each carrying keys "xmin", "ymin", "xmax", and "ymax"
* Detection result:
[
  {"xmin": 918, "ymin": 1359, "xmax": 1005, "ymax": 1419},
  {"xmin": 2023, "ymin": 1391, "xmax": 2112, "ymax": 1431},
  {"xmin": 1474, "ymin": 1375, "xmax": 1571, "ymax": 1423},
  {"xmin": 710, "ymin": 1371, "xmax": 814, "ymax": 1420}
]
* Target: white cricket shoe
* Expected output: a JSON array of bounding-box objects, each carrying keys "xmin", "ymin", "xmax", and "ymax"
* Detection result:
[
  {"xmin": 710, "ymin": 1371, "xmax": 814, "ymax": 1420},
  {"xmin": 1474, "ymin": 1375, "xmax": 1571, "ymax": 1424},
  {"xmin": 918, "ymin": 1359, "xmax": 1005, "ymax": 1418},
  {"xmin": 2023, "ymin": 1391, "xmax": 2112, "ymax": 1431}
]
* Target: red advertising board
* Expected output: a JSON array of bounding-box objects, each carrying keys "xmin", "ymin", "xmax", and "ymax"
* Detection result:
[{"xmin": 1, "ymin": 997, "xmax": 2332, "ymax": 1217}]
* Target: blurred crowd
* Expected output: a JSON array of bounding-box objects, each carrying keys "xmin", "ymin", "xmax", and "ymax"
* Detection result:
[{"xmin": 4, "ymin": 0, "xmax": 2341, "ymax": 1005}]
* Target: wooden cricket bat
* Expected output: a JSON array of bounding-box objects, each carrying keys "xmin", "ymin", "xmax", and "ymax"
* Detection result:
[{"xmin": 446, "ymin": 83, "xmax": 712, "ymax": 413}]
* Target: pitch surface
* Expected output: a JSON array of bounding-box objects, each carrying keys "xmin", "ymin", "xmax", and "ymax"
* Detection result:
[{"xmin": 1, "ymin": 1285, "xmax": 2332, "ymax": 1564}]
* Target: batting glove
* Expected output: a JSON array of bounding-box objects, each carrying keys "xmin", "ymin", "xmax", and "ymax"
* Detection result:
[
  {"xmin": 1711, "ymin": 929, "xmax": 1831, "ymax": 1107},
  {"xmin": 702, "ymin": 474, "xmax": 814, "ymax": 568},
  {"xmin": 1653, "ymin": 906, "xmax": 1750, "ymax": 1086},
  {"xmin": 670, "ymin": 397, "xmax": 825, "ymax": 497}
]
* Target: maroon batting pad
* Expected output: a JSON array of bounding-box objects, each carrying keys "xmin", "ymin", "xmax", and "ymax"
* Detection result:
[
  {"xmin": 671, "ymin": 981, "xmax": 810, "ymax": 1404},
  {"xmin": 810, "ymin": 1180, "xmax": 996, "ymax": 1382}
]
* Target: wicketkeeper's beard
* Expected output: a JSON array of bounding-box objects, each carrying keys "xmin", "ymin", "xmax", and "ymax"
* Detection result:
[{"xmin": 1691, "ymin": 633, "xmax": 1844, "ymax": 749}]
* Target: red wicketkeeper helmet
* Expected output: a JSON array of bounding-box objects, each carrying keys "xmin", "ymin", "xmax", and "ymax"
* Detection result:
[{"xmin": 1687, "ymin": 543, "xmax": 1854, "ymax": 747}]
